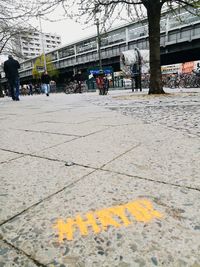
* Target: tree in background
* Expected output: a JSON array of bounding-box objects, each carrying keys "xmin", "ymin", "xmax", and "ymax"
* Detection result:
[
  {"xmin": 0, "ymin": 0, "xmax": 59, "ymax": 58},
  {"xmin": 1, "ymin": 0, "xmax": 199, "ymax": 94},
  {"xmin": 75, "ymin": 0, "xmax": 199, "ymax": 94},
  {"xmin": 32, "ymin": 54, "xmax": 59, "ymax": 80},
  {"xmin": 37, "ymin": 0, "xmax": 199, "ymax": 94},
  {"xmin": 0, "ymin": 0, "xmax": 41, "ymax": 59}
]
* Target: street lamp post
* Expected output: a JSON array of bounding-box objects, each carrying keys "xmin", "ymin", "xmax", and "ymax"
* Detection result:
[
  {"xmin": 38, "ymin": 13, "xmax": 47, "ymax": 71},
  {"xmin": 94, "ymin": 5, "xmax": 102, "ymax": 71},
  {"xmin": 96, "ymin": 17, "xmax": 102, "ymax": 70}
]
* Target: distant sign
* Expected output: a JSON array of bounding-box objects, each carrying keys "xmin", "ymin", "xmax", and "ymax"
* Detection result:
[
  {"xmin": 88, "ymin": 66, "xmax": 113, "ymax": 76},
  {"xmin": 36, "ymin": 66, "xmax": 44, "ymax": 72},
  {"xmin": 181, "ymin": 61, "xmax": 194, "ymax": 74}
]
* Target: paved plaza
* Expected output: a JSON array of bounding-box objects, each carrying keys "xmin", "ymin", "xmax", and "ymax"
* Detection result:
[{"xmin": 0, "ymin": 89, "xmax": 200, "ymax": 267}]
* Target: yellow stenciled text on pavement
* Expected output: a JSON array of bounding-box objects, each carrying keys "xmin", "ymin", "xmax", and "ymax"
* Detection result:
[{"xmin": 54, "ymin": 199, "xmax": 163, "ymax": 242}]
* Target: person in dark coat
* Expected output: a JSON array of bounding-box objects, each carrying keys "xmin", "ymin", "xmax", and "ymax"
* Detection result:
[
  {"xmin": 41, "ymin": 71, "xmax": 51, "ymax": 96},
  {"xmin": 131, "ymin": 63, "xmax": 142, "ymax": 92},
  {"xmin": 3, "ymin": 55, "xmax": 20, "ymax": 101},
  {"xmin": 74, "ymin": 71, "xmax": 83, "ymax": 93}
]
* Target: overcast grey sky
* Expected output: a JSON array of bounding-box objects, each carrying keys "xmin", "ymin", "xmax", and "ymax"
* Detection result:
[
  {"xmin": 33, "ymin": 4, "xmax": 127, "ymax": 46},
  {"xmin": 40, "ymin": 17, "xmax": 97, "ymax": 45}
]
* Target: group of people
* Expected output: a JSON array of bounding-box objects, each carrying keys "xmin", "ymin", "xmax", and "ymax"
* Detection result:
[
  {"xmin": 3, "ymin": 55, "xmax": 116, "ymax": 100},
  {"xmin": 3, "ymin": 55, "xmax": 51, "ymax": 101}
]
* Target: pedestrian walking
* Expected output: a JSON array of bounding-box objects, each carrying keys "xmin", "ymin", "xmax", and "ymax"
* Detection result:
[
  {"xmin": 41, "ymin": 71, "xmax": 51, "ymax": 96},
  {"xmin": 103, "ymin": 75, "xmax": 109, "ymax": 95},
  {"xmin": 74, "ymin": 71, "xmax": 83, "ymax": 93},
  {"xmin": 131, "ymin": 63, "xmax": 142, "ymax": 92},
  {"xmin": 3, "ymin": 55, "xmax": 20, "ymax": 101},
  {"xmin": 29, "ymin": 82, "xmax": 33, "ymax": 95}
]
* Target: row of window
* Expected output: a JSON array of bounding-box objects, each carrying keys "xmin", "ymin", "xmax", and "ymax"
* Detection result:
[
  {"xmin": 22, "ymin": 47, "xmax": 41, "ymax": 51},
  {"xmin": 22, "ymin": 41, "xmax": 60, "ymax": 46}
]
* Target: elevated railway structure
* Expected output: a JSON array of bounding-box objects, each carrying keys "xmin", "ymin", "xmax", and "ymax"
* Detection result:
[{"xmin": 1, "ymin": 7, "xmax": 200, "ymax": 84}]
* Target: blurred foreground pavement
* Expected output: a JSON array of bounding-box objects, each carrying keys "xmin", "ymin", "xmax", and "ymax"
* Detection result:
[{"xmin": 0, "ymin": 88, "xmax": 200, "ymax": 267}]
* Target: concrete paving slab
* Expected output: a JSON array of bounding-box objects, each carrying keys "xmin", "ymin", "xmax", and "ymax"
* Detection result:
[
  {"xmin": 0, "ymin": 150, "xmax": 23, "ymax": 164},
  {"xmin": 102, "ymin": 124, "xmax": 200, "ymax": 189},
  {"xmin": 0, "ymin": 114, "xmax": 49, "ymax": 130},
  {"xmin": 0, "ymin": 240, "xmax": 38, "ymax": 267},
  {"xmin": 33, "ymin": 108, "xmax": 114, "ymax": 124},
  {"xmin": 0, "ymin": 129, "xmax": 76, "ymax": 154},
  {"xmin": 88, "ymin": 114, "xmax": 139, "ymax": 127},
  {"xmin": 34, "ymin": 126, "xmax": 140, "ymax": 168},
  {"xmin": 0, "ymin": 156, "xmax": 93, "ymax": 224},
  {"xmin": 31, "ymin": 113, "xmax": 118, "ymax": 128},
  {"xmin": 14, "ymin": 121, "xmax": 110, "ymax": 137},
  {"xmin": 1, "ymin": 91, "xmax": 200, "ymax": 266},
  {"xmin": 1, "ymin": 170, "xmax": 200, "ymax": 266}
]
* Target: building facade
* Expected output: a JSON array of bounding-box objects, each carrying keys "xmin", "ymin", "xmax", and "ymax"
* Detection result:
[{"xmin": 14, "ymin": 31, "xmax": 61, "ymax": 60}]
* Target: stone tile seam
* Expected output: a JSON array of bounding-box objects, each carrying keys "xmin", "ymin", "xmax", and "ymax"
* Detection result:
[
  {"xmin": 0, "ymin": 169, "xmax": 97, "ymax": 227},
  {"xmin": 102, "ymin": 168, "xmax": 200, "ymax": 193},
  {"xmin": 1, "ymin": 147, "xmax": 199, "ymax": 193},
  {"xmin": 0, "ymin": 140, "xmax": 77, "ymax": 163},
  {"xmin": 0, "ymin": 134, "xmax": 81, "ymax": 159},
  {"xmin": 100, "ymin": 143, "xmax": 142, "ymax": 169},
  {"xmin": 11, "ymin": 128, "xmax": 82, "ymax": 138},
  {"xmin": 32, "ymin": 118, "xmax": 100, "ymax": 126},
  {"xmin": 28, "ymin": 127, "xmax": 113, "ymax": 156},
  {"xmin": 35, "ymin": 106, "xmax": 92, "ymax": 115},
  {"xmin": 1, "ymin": 238, "xmax": 47, "ymax": 267},
  {"xmin": 36, "ymin": 108, "xmax": 74, "ymax": 115},
  {"xmin": 0, "ymin": 148, "xmax": 25, "ymax": 157},
  {"xmin": 0, "ymin": 155, "xmax": 26, "ymax": 165}
]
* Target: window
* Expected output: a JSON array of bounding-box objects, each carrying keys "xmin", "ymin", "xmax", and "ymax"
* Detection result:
[
  {"xmin": 76, "ymin": 38, "xmax": 97, "ymax": 54},
  {"xmin": 58, "ymin": 46, "xmax": 75, "ymax": 58},
  {"xmin": 101, "ymin": 29, "xmax": 126, "ymax": 47},
  {"xmin": 128, "ymin": 25, "xmax": 148, "ymax": 40}
]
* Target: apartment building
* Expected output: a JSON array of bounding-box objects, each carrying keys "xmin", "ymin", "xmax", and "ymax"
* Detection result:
[{"xmin": 15, "ymin": 31, "xmax": 61, "ymax": 59}]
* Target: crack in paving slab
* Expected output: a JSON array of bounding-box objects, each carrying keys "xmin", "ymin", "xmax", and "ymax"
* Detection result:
[{"xmin": 1, "ymin": 239, "xmax": 47, "ymax": 267}]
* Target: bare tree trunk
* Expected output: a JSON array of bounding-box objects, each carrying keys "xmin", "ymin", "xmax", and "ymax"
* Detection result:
[{"xmin": 147, "ymin": 3, "xmax": 165, "ymax": 94}]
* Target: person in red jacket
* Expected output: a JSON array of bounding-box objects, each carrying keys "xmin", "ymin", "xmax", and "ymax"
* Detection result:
[{"xmin": 96, "ymin": 72, "xmax": 105, "ymax": 95}]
